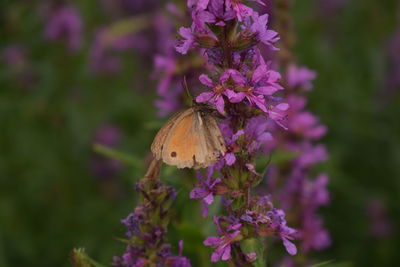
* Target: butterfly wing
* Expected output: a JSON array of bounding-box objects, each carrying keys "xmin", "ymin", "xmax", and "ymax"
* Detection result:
[
  {"xmin": 151, "ymin": 109, "xmax": 192, "ymax": 160},
  {"xmin": 202, "ymin": 113, "xmax": 227, "ymax": 165},
  {"xmin": 160, "ymin": 108, "xmax": 202, "ymax": 168}
]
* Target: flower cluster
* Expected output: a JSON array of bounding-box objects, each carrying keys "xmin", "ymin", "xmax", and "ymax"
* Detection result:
[
  {"xmin": 171, "ymin": 0, "xmax": 298, "ymax": 264},
  {"xmin": 42, "ymin": 4, "xmax": 83, "ymax": 52},
  {"xmin": 113, "ymin": 161, "xmax": 191, "ymax": 267}
]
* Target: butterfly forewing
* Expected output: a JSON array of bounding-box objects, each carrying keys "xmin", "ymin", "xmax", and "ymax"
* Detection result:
[{"xmin": 151, "ymin": 109, "xmax": 191, "ymax": 160}]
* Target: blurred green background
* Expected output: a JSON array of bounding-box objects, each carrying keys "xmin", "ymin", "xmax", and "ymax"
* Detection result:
[{"xmin": 1, "ymin": 0, "xmax": 399, "ymax": 266}]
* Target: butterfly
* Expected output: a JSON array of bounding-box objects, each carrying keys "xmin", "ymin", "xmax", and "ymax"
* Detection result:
[{"xmin": 151, "ymin": 104, "xmax": 227, "ymax": 169}]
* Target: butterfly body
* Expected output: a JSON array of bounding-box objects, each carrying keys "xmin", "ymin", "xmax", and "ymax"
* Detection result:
[{"xmin": 151, "ymin": 105, "xmax": 226, "ymax": 169}]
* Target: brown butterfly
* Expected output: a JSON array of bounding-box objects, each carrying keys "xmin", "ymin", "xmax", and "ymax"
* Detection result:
[{"xmin": 151, "ymin": 104, "xmax": 227, "ymax": 169}]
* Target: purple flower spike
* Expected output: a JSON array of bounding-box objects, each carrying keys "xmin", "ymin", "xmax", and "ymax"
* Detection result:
[{"xmin": 190, "ymin": 168, "xmax": 221, "ymax": 217}]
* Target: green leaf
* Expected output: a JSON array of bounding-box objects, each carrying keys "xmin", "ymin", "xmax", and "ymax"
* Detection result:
[
  {"xmin": 70, "ymin": 248, "xmax": 108, "ymax": 267},
  {"xmin": 93, "ymin": 144, "xmax": 142, "ymax": 169}
]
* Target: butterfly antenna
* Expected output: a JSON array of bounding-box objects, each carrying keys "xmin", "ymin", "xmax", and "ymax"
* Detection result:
[{"xmin": 182, "ymin": 76, "xmax": 194, "ymax": 105}]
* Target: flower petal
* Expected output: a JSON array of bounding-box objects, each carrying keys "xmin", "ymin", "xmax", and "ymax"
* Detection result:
[
  {"xmin": 282, "ymin": 237, "xmax": 297, "ymax": 255},
  {"xmin": 190, "ymin": 187, "xmax": 208, "ymax": 199},
  {"xmin": 204, "ymin": 236, "xmax": 221, "ymax": 246},
  {"xmin": 204, "ymin": 192, "xmax": 214, "ymax": 205},
  {"xmin": 221, "ymin": 244, "xmax": 232, "ymax": 261},
  {"xmin": 196, "ymin": 92, "xmax": 214, "ymax": 103},
  {"xmin": 199, "ymin": 74, "xmax": 214, "ymax": 87},
  {"xmin": 225, "ymin": 152, "xmax": 236, "ymax": 166}
]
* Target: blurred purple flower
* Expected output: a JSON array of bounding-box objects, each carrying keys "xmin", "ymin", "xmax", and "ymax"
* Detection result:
[
  {"xmin": 244, "ymin": 115, "xmax": 273, "ymax": 153},
  {"xmin": 44, "ymin": 6, "xmax": 83, "ymax": 51},
  {"xmin": 2, "ymin": 45, "xmax": 27, "ymax": 70},
  {"xmin": 176, "ymin": 26, "xmax": 197, "ymax": 54},
  {"xmin": 287, "ymin": 96, "xmax": 327, "ymax": 139},
  {"xmin": 226, "ymin": 0, "xmax": 265, "ymax": 21},
  {"xmin": 366, "ymin": 198, "xmax": 394, "ymax": 239},
  {"xmin": 94, "ymin": 124, "xmax": 122, "ymax": 147},
  {"xmin": 89, "ymin": 29, "xmax": 140, "ymax": 73},
  {"xmin": 90, "ymin": 124, "xmax": 123, "ymax": 179},
  {"xmin": 286, "ymin": 64, "xmax": 317, "ymax": 91},
  {"xmin": 204, "ymin": 216, "xmax": 242, "ymax": 262},
  {"xmin": 266, "ymin": 208, "xmax": 297, "ymax": 255},
  {"xmin": 295, "ymin": 143, "xmax": 328, "ymax": 168}
]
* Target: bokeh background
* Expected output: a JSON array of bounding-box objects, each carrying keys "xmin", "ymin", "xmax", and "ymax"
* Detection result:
[{"xmin": 1, "ymin": 0, "xmax": 399, "ymax": 266}]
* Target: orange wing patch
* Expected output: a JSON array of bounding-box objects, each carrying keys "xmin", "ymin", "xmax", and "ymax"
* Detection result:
[{"xmin": 162, "ymin": 114, "xmax": 200, "ymax": 168}]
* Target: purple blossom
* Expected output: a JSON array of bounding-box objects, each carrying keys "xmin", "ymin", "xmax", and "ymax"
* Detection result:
[
  {"xmin": 247, "ymin": 12, "xmax": 279, "ymax": 50},
  {"xmin": 366, "ymin": 198, "xmax": 394, "ymax": 239},
  {"xmin": 244, "ymin": 116, "xmax": 273, "ymax": 153},
  {"xmin": 301, "ymin": 214, "xmax": 331, "ymax": 252},
  {"xmin": 204, "ymin": 216, "xmax": 242, "ymax": 262},
  {"xmin": 190, "ymin": 168, "xmax": 221, "ymax": 217},
  {"xmin": 43, "ymin": 6, "xmax": 83, "ymax": 51},
  {"xmin": 195, "ymin": 72, "xmax": 244, "ymax": 114},
  {"xmin": 2, "ymin": 45, "xmax": 27, "ymax": 70},
  {"xmin": 94, "ymin": 124, "xmax": 121, "ymax": 147},
  {"xmin": 89, "ymin": 29, "xmax": 138, "ymax": 73},
  {"xmin": 295, "ymin": 143, "xmax": 328, "ymax": 168},
  {"xmin": 176, "ymin": 26, "xmax": 197, "ymax": 54},
  {"xmin": 188, "ymin": 0, "xmax": 210, "ymax": 10},
  {"xmin": 207, "ymin": 0, "xmax": 236, "ymax": 26},
  {"xmin": 90, "ymin": 124, "xmax": 123, "ymax": 179},
  {"xmin": 266, "ymin": 208, "xmax": 297, "ymax": 255},
  {"xmin": 286, "ymin": 64, "xmax": 317, "ymax": 91},
  {"xmin": 226, "ymin": 0, "xmax": 265, "ymax": 21},
  {"xmin": 213, "ymin": 65, "xmax": 287, "ymax": 126}
]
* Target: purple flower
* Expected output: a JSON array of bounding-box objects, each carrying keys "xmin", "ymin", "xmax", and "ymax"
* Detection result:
[
  {"xmin": 195, "ymin": 73, "xmax": 244, "ymax": 114},
  {"xmin": 216, "ymin": 122, "xmax": 245, "ymax": 166},
  {"xmin": 295, "ymin": 143, "xmax": 328, "ymax": 168},
  {"xmin": 366, "ymin": 198, "xmax": 394, "ymax": 239},
  {"xmin": 204, "ymin": 216, "xmax": 242, "ymax": 262},
  {"xmin": 244, "ymin": 116, "xmax": 273, "ymax": 153},
  {"xmin": 247, "ymin": 12, "xmax": 279, "ymax": 50},
  {"xmin": 190, "ymin": 167, "xmax": 221, "ymax": 217},
  {"xmin": 266, "ymin": 208, "xmax": 297, "ymax": 255},
  {"xmin": 94, "ymin": 124, "xmax": 121, "ymax": 147},
  {"xmin": 188, "ymin": 0, "xmax": 210, "ymax": 10},
  {"xmin": 214, "ymin": 65, "xmax": 285, "ymax": 119},
  {"xmin": 225, "ymin": 0, "xmax": 265, "ymax": 21},
  {"xmin": 44, "ymin": 6, "xmax": 83, "ymax": 51},
  {"xmin": 176, "ymin": 26, "xmax": 197, "ymax": 54},
  {"xmin": 207, "ymin": 0, "xmax": 236, "ymax": 26},
  {"xmin": 287, "ymin": 64, "xmax": 317, "ymax": 91},
  {"xmin": 162, "ymin": 241, "xmax": 192, "ymax": 267},
  {"xmin": 89, "ymin": 29, "xmax": 138, "ymax": 73},
  {"xmin": 301, "ymin": 214, "xmax": 331, "ymax": 252},
  {"xmin": 121, "ymin": 208, "xmax": 145, "ymax": 238},
  {"xmin": 2, "ymin": 45, "xmax": 27, "ymax": 70}
]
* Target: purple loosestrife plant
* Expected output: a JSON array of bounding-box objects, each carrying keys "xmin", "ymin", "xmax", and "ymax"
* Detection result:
[
  {"xmin": 113, "ymin": 160, "xmax": 191, "ymax": 267},
  {"xmin": 174, "ymin": 0, "xmax": 297, "ymax": 264},
  {"xmin": 257, "ymin": 0, "xmax": 331, "ymax": 263}
]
